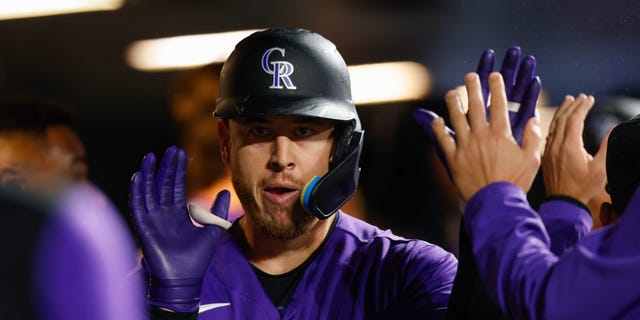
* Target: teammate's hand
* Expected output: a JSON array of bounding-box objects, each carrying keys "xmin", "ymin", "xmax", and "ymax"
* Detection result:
[
  {"xmin": 129, "ymin": 146, "xmax": 230, "ymax": 312},
  {"xmin": 432, "ymin": 72, "xmax": 542, "ymax": 202},
  {"xmin": 477, "ymin": 46, "xmax": 542, "ymax": 145},
  {"xmin": 542, "ymin": 94, "xmax": 610, "ymax": 205},
  {"xmin": 415, "ymin": 46, "xmax": 542, "ymax": 175}
]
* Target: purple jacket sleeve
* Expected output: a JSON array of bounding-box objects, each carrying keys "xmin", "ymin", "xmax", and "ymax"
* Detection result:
[
  {"xmin": 538, "ymin": 199, "xmax": 592, "ymax": 256},
  {"xmin": 33, "ymin": 184, "xmax": 146, "ymax": 320},
  {"xmin": 463, "ymin": 182, "xmax": 557, "ymax": 319},
  {"xmin": 464, "ymin": 182, "xmax": 640, "ymax": 319}
]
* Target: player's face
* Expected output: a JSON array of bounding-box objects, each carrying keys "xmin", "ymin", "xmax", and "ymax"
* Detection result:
[{"xmin": 220, "ymin": 115, "xmax": 335, "ymax": 240}]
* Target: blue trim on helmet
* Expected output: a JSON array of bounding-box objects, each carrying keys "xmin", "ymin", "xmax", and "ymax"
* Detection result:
[{"xmin": 301, "ymin": 176, "xmax": 321, "ymax": 212}]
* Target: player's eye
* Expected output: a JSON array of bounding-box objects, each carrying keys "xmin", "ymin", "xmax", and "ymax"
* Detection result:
[
  {"xmin": 295, "ymin": 127, "xmax": 313, "ymax": 137},
  {"xmin": 249, "ymin": 126, "xmax": 271, "ymax": 137}
]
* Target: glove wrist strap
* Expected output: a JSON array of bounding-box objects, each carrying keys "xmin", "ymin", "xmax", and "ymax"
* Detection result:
[{"xmin": 148, "ymin": 277, "xmax": 203, "ymax": 313}]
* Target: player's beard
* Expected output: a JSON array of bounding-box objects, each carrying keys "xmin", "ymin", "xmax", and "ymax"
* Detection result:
[{"xmin": 232, "ymin": 175, "xmax": 316, "ymax": 240}]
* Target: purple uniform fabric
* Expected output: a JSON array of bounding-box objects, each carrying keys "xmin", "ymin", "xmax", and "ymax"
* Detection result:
[
  {"xmin": 199, "ymin": 212, "xmax": 458, "ymax": 319},
  {"xmin": 464, "ymin": 182, "xmax": 640, "ymax": 319},
  {"xmin": 539, "ymin": 199, "xmax": 592, "ymax": 256},
  {"xmin": 33, "ymin": 183, "xmax": 146, "ymax": 320}
]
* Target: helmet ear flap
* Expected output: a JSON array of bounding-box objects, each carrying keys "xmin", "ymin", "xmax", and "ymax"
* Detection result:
[
  {"xmin": 301, "ymin": 128, "xmax": 364, "ymax": 219},
  {"xmin": 330, "ymin": 122, "xmax": 355, "ymax": 170}
]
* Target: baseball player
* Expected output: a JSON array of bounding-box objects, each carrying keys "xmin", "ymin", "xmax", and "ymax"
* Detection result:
[
  {"xmin": 130, "ymin": 27, "xmax": 458, "ymax": 319},
  {"xmin": 415, "ymin": 47, "xmax": 621, "ymax": 319},
  {"xmin": 428, "ymin": 63, "xmax": 640, "ymax": 319},
  {"xmin": 415, "ymin": 45, "xmax": 543, "ymax": 319}
]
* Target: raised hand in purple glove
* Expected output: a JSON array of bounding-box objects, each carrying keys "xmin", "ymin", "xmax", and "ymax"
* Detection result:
[
  {"xmin": 129, "ymin": 145, "xmax": 230, "ymax": 312},
  {"xmin": 477, "ymin": 46, "xmax": 542, "ymax": 145},
  {"xmin": 415, "ymin": 46, "xmax": 542, "ymax": 172},
  {"xmin": 413, "ymin": 108, "xmax": 455, "ymax": 176}
]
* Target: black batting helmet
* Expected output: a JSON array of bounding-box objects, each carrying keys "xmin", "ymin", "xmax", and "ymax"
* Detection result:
[
  {"xmin": 214, "ymin": 27, "xmax": 364, "ymax": 219},
  {"xmin": 606, "ymin": 112, "xmax": 640, "ymax": 214}
]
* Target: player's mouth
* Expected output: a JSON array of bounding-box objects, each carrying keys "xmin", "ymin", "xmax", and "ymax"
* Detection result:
[{"xmin": 262, "ymin": 184, "xmax": 300, "ymax": 205}]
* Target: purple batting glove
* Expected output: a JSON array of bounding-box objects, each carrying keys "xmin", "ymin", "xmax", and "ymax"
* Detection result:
[
  {"xmin": 511, "ymin": 75, "xmax": 541, "ymax": 144},
  {"xmin": 476, "ymin": 48, "xmax": 495, "ymax": 107},
  {"xmin": 413, "ymin": 108, "xmax": 455, "ymax": 177},
  {"xmin": 477, "ymin": 46, "xmax": 542, "ymax": 145},
  {"xmin": 129, "ymin": 146, "xmax": 230, "ymax": 312}
]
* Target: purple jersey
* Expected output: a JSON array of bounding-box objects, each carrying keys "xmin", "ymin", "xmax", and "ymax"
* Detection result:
[
  {"xmin": 465, "ymin": 182, "xmax": 640, "ymax": 319},
  {"xmin": 199, "ymin": 212, "xmax": 458, "ymax": 319},
  {"xmin": 539, "ymin": 198, "xmax": 592, "ymax": 255}
]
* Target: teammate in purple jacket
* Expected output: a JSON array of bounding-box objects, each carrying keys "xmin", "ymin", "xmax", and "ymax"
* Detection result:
[
  {"xmin": 1, "ymin": 182, "xmax": 145, "ymax": 320},
  {"xmin": 129, "ymin": 27, "xmax": 458, "ymax": 319},
  {"xmin": 414, "ymin": 46, "xmax": 613, "ymax": 319},
  {"xmin": 428, "ymin": 66, "xmax": 640, "ymax": 319}
]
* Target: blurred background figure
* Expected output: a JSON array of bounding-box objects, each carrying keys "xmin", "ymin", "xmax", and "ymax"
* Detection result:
[
  {"xmin": 1, "ymin": 182, "xmax": 145, "ymax": 320},
  {"xmin": 0, "ymin": 93, "xmax": 88, "ymax": 193},
  {"xmin": 0, "ymin": 92, "xmax": 144, "ymax": 319},
  {"xmin": 167, "ymin": 63, "xmax": 244, "ymax": 221}
]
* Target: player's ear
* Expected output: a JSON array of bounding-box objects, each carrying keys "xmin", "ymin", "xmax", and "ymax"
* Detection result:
[
  {"xmin": 218, "ymin": 119, "xmax": 231, "ymax": 164},
  {"xmin": 599, "ymin": 202, "xmax": 619, "ymax": 226}
]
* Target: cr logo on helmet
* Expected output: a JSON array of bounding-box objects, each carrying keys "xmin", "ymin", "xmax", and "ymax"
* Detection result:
[{"xmin": 261, "ymin": 47, "xmax": 297, "ymax": 90}]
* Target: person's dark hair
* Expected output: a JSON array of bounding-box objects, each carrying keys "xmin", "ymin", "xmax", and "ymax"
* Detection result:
[
  {"xmin": 0, "ymin": 93, "xmax": 78, "ymax": 133},
  {"xmin": 584, "ymin": 96, "xmax": 640, "ymax": 155},
  {"xmin": 606, "ymin": 113, "xmax": 640, "ymax": 214}
]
